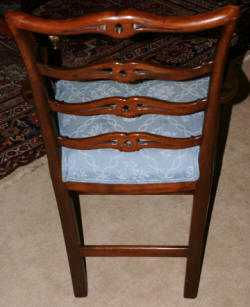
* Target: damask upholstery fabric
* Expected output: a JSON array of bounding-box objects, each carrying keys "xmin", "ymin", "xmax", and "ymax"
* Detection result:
[{"xmin": 55, "ymin": 77, "xmax": 209, "ymax": 184}]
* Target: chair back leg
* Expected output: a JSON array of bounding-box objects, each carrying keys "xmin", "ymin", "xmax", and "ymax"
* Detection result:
[
  {"xmin": 53, "ymin": 184, "xmax": 88, "ymax": 297},
  {"xmin": 184, "ymin": 188, "xmax": 211, "ymax": 298}
]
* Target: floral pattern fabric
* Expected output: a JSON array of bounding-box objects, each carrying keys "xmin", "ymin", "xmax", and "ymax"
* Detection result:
[{"xmin": 56, "ymin": 77, "xmax": 209, "ymax": 184}]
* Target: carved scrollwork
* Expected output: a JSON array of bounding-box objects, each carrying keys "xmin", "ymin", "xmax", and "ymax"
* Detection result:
[
  {"xmin": 57, "ymin": 132, "xmax": 201, "ymax": 152},
  {"xmin": 132, "ymin": 23, "xmax": 167, "ymax": 31},
  {"xmin": 37, "ymin": 60, "xmax": 212, "ymax": 82},
  {"xmin": 49, "ymin": 97, "xmax": 207, "ymax": 117},
  {"xmin": 115, "ymin": 134, "xmax": 140, "ymax": 151},
  {"xmin": 65, "ymin": 24, "xmax": 107, "ymax": 32}
]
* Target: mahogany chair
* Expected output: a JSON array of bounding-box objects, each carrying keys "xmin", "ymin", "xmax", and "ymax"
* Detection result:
[
  {"xmin": 0, "ymin": 16, "xmax": 12, "ymax": 35},
  {"xmin": 6, "ymin": 6, "xmax": 239, "ymax": 298}
]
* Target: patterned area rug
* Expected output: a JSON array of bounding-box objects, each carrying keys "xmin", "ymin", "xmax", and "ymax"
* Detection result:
[
  {"xmin": 0, "ymin": 0, "xmax": 249, "ymax": 179},
  {"xmin": 0, "ymin": 34, "xmax": 46, "ymax": 179},
  {"xmin": 34, "ymin": 0, "xmax": 218, "ymax": 68}
]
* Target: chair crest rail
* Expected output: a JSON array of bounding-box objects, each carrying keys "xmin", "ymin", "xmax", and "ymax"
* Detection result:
[
  {"xmin": 6, "ymin": 7, "xmax": 239, "ymax": 38},
  {"xmin": 57, "ymin": 132, "xmax": 201, "ymax": 152},
  {"xmin": 37, "ymin": 60, "xmax": 212, "ymax": 82}
]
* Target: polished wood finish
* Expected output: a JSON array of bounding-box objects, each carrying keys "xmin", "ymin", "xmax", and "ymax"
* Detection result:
[
  {"xmin": 6, "ymin": 6, "xmax": 239, "ymax": 299},
  {"xmin": 220, "ymin": 66, "xmax": 240, "ymax": 104},
  {"xmin": 65, "ymin": 181, "xmax": 196, "ymax": 195},
  {"xmin": 0, "ymin": 17, "xmax": 12, "ymax": 35},
  {"xmin": 49, "ymin": 97, "xmax": 207, "ymax": 116},
  {"xmin": 37, "ymin": 60, "xmax": 212, "ymax": 82},
  {"xmin": 7, "ymin": 7, "xmax": 238, "ymax": 37},
  {"xmin": 80, "ymin": 246, "xmax": 188, "ymax": 257},
  {"xmin": 58, "ymin": 133, "xmax": 201, "ymax": 151}
]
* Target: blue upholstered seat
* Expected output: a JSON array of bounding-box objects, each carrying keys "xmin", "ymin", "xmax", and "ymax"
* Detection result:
[{"xmin": 55, "ymin": 77, "xmax": 209, "ymax": 184}]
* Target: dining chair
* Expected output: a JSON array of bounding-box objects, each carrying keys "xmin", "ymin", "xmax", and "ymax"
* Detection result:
[{"xmin": 6, "ymin": 6, "xmax": 239, "ymax": 298}]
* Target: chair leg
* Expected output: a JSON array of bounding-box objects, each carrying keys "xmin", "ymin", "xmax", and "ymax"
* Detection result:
[
  {"xmin": 71, "ymin": 191, "xmax": 85, "ymax": 246},
  {"xmin": 53, "ymin": 185, "xmax": 88, "ymax": 297},
  {"xmin": 201, "ymin": 103, "xmax": 233, "ymax": 259},
  {"xmin": 184, "ymin": 103, "xmax": 233, "ymax": 298},
  {"xmin": 184, "ymin": 191, "xmax": 211, "ymax": 298}
]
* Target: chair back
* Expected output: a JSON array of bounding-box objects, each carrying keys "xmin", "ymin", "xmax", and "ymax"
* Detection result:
[{"xmin": 6, "ymin": 7, "xmax": 239, "ymax": 191}]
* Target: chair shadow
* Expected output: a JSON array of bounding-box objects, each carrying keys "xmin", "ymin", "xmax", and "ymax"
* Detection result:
[{"xmin": 202, "ymin": 54, "xmax": 250, "ymax": 265}]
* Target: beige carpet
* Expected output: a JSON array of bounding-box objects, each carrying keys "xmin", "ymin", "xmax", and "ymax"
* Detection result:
[{"xmin": 0, "ymin": 57, "xmax": 249, "ymax": 307}]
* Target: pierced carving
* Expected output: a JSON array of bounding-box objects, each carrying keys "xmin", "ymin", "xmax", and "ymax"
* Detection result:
[
  {"xmin": 114, "ymin": 23, "xmax": 123, "ymax": 34},
  {"xmin": 119, "ymin": 70, "xmax": 127, "ymax": 77},
  {"xmin": 132, "ymin": 23, "xmax": 168, "ymax": 31},
  {"xmin": 48, "ymin": 35, "xmax": 60, "ymax": 50},
  {"xmin": 49, "ymin": 97, "xmax": 207, "ymax": 117},
  {"xmin": 132, "ymin": 23, "xmax": 138, "ymax": 30},
  {"xmin": 122, "ymin": 105, "xmax": 130, "ymax": 112},
  {"xmin": 66, "ymin": 24, "xmax": 107, "ymax": 33},
  {"xmin": 37, "ymin": 60, "xmax": 213, "ymax": 83},
  {"xmin": 58, "ymin": 132, "xmax": 201, "ymax": 152},
  {"xmin": 124, "ymin": 140, "xmax": 132, "ymax": 147}
]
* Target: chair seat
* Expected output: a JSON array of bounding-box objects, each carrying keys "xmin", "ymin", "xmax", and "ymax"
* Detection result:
[{"xmin": 55, "ymin": 77, "xmax": 209, "ymax": 184}]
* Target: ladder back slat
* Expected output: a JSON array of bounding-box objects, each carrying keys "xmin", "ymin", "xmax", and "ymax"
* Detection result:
[
  {"xmin": 37, "ymin": 60, "xmax": 212, "ymax": 82},
  {"xmin": 58, "ymin": 132, "xmax": 201, "ymax": 151},
  {"xmin": 49, "ymin": 97, "xmax": 207, "ymax": 116}
]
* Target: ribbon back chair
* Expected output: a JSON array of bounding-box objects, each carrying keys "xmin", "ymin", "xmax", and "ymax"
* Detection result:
[{"xmin": 6, "ymin": 6, "xmax": 239, "ymax": 298}]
